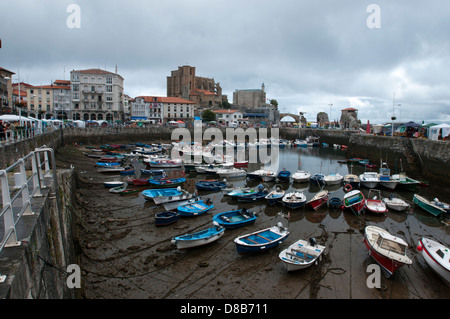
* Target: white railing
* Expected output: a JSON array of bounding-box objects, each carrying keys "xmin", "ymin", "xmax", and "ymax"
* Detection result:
[{"xmin": 0, "ymin": 147, "xmax": 57, "ymax": 254}]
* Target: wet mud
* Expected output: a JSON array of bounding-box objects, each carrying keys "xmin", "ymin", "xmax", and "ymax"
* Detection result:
[{"xmin": 55, "ymin": 144, "xmax": 450, "ymax": 300}]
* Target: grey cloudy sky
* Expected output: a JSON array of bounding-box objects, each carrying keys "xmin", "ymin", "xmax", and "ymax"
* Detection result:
[{"xmin": 1, "ymin": 0, "xmax": 449, "ymax": 124}]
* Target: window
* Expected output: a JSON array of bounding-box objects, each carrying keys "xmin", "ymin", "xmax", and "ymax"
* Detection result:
[
  {"xmin": 106, "ymin": 85, "xmax": 112, "ymax": 92},
  {"xmin": 91, "ymin": 86, "xmax": 95, "ymax": 92},
  {"xmin": 106, "ymin": 77, "xmax": 112, "ymax": 84},
  {"xmin": 72, "ymin": 84, "xmax": 79, "ymax": 91}
]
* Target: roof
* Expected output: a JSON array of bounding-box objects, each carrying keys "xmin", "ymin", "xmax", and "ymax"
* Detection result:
[
  {"xmin": 341, "ymin": 107, "xmax": 358, "ymax": 111},
  {"xmin": 72, "ymin": 68, "xmax": 124, "ymax": 79},
  {"xmin": 0, "ymin": 67, "xmax": 15, "ymax": 75},
  {"xmin": 29, "ymin": 84, "xmax": 70, "ymax": 90},
  {"xmin": 213, "ymin": 109, "xmax": 240, "ymax": 114},
  {"xmin": 135, "ymin": 96, "xmax": 194, "ymax": 104}
]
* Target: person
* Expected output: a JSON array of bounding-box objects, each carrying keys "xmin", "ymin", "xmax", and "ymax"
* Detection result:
[{"xmin": 0, "ymin": 121, "xmax": 5, "ymax": 141}]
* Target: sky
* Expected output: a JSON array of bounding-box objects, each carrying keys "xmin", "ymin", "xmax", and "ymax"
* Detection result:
[{"xmin": 1, "ymin": 0, "xmax": 449, "ymax": 124}]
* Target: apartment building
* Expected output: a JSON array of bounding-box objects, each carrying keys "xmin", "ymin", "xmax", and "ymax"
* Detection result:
[{"xmin": 130, "ymin": 96, "xmax": 195, "ymax": 124}]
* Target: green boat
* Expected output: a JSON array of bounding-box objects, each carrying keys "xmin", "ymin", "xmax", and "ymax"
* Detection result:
[
  {"xmin": 392, "ymin": 173, "xmax": 421, "ymax": 191},
  {"xmin": 413, "ymin": 194, "xmax": 446, "ymax": 217}
]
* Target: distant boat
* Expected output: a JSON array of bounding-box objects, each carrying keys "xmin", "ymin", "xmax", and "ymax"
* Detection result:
[
  {"xmin": 212, "ymin": 209, "xmax": 257, "ymax": 229},
  {"xmin": 148, "ymin": 159, "xmax": 183, "ymax": 168},
  {"xmin": 103, "ymin": 181, "xmax": 124, "ymax": 188},
  {"xmin": 306, "ymin": 190, "xmax": 329, "ymax": 210},
  {"xmin": 195, "ymin": 180, "xmax": 227, "ymax": 191},
  {"xmin": 216, "ymin": 167, "xmax": 246, "ymax": 178},
  {"xmin": 260, "ymin": 170, "xmax": 277, "ymax": 182},
  {"xmin": 148, "ymin": 178, "xmax": 186, "ymax": 188},
  {"xmin": 97, "ymin": 166, "xmax": 125, "ymax": 173},
  {"xmin": 279, "ymin": 237, "xmax": 326, "ymax": 272},
  {"xmin": 343, "ymin": 174, "xmax": 360, "ymax": 189},
  {"xmin": 413, "ymin": 194, "xmax": 447, "ymax": 217},
  {"xmin": 237, "ymin": 191, "xmax": 269, "ymax": 203},
  {"xmin": 171, "ymin": 223, "xmax": 225, "ymax": 250},
  {"xmin": 142, "ymin": 188, "xmax": 182, "ymax": 200},
  {"xmin": 234, "ymin": 222, "xmax": 289, "ymax": 255}
]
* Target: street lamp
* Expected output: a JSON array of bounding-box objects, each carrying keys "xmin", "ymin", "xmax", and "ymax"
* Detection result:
[{"xmin": 328, "ymin": 101, "xmax": 333, "ymax": 128}]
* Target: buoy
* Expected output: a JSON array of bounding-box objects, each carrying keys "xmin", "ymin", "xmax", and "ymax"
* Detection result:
[
  {"xmin": 417, "ymin": 245, "xmax": 423, "ymax": 251},
  {"xmin": 344, "ymin": 184, "xmax": 352, "ymax": 192}
]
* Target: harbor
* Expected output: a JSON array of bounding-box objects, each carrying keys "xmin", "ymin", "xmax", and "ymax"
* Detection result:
[{"xmin": 55, "ymin": 140, "xmax": 450, "ymax": 299}]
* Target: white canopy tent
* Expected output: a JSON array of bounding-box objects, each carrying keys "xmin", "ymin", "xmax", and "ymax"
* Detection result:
[{"xmin": 429, "ymin": 123, "xmax": 450, "ymax": 140}]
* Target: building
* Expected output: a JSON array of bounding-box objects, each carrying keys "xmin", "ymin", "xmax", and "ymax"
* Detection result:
[
  {"xmin": 167, "ymin": 65, "xmax": 227, "ymax": 111},
  {"xmin": 0, "ymin": 67, "xmax": 15, "ymax": 112},
  {"xmin": 130, "ymin": 96, "xmax": 195, "ymax": 124},
  {"xmin": 340, "ymin": 107, "xmax": 359, "ymax": 129},
  {"xmin": 70, "ymin": 68, "xmax": 124, "ymax": 121},
  {"xmin": 130, "ymin": 96, "xmax": 163, "ymax": 124},
  {"xmin": 233, "ymin": 83, "xmax": 267, "ymax": 109},
  {"xmin": 26, "ymin": 81, "xmax": 71, "ymax": 119},
  {"xmin": 213, "ymin": 109, "xmax": 246, "ymax": 126}
]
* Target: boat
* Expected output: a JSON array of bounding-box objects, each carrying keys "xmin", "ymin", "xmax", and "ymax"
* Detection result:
[
  {"xmin": 417, "ymin": 238, "xmax": 450, "ymax": 285},
  {"xmin": 359, "ymin": 172, "xmax": 379, "ymax": 188},
  {"xmin": 282, "ymin": 192, "xmax": 307, "ymax": 209},
  {"xmin": 291, "ymin": 170, "xmax": 311, "ymax": 183},
  {"xmin": 234, "ymin": 222, "xmax": 289, "ymax": 255},
  {"xmin": 162, "ymin": 196, "xmax": 201, "ymax": 211},
  {"xmin": 127, "ymin": 178, "xmax": 150, "ymax": 186},
  {"xmin": 309, "ymin": 174, "xmax": 325, "ymax": 187},
  {"xmin": 142, "ymin": 187, "xmax": 183, "ymax": 200},
  {"xmin": 382, "ymin": 195, "xmax": 410, "ymax": 212},
  {"xmin": 148, "ymin": 177, "xmax": 186, "ymax": 188},
  {"xmin": 365, "ymin": 189, "xmax": 388, "ymax": 214},
  {"xmin": 119, "ymin": 168, "xmax": 135, "ymax": 175},
  {"xmin": 306, "ymin": 190, "xmax": 329, "ymax": 210},
  {"xmin": 306, "ymin": 136, "xmax": 320, "ymax": 147},
  {"xmin": 140, "ymin": 169, "xmax": 167, "ymax": 177},
  {"xmin": 260, "ymin": 170, "xmax": 277, "ymax": 182},
  {"xmin": 343, "ymin": 189, "xmax": 365, "ymax": 215},
  {"xmin": 324, "ymin": 173, "xmax": 343, "ymax": 185},
  {"xmin": 237, "ymin": 190, "xmax": 269, "ymax": 203},
  {"xmin": 95, "ymin": 162, "xmax": 121, "ymax": 167},
  {"xmin": 216, "ymin": 167, "xmax": 246, "ymax": 178},
  {"xmin": 155, "ymin": 211, "xmax": 179, "ymax": 226},
  {"xmin": 109, "ymin": 185, "xmax": 128, "ymax": 193},
  {"xmin": 378, "ymin": 163, "xmax": 399, "ymax": 190},
  {"xmin": 413, "ymin": 194, "xmax": 447, "ymax": 217},
  {"xmin": 363, "ymin": 225, "xmax": 412, "ymax": 278},
  {"xmin": 119, "ymin": 188, "xmax": 142, "ymax": 196},
  {"xmin": 153, "ymin": 189, "xmax": 193, "ymax": 205},
  {"xmin": 265, "ymin": 188, "xmax": 286, "ymax": 206},
  {"xmin": 431, "ymin": 198, "xmax": 450, "ymax": 213},
  {"xmin": 195, "ymin": 180, "xmax": 227, "ymax": 191},
  {"xmin": 177, "ymin": 199, "xmax": 214, "ymax": 216},
  {"xmin": 343, "ymin": 174, "xmax": 360, "ymax": 189},
  {"xmin": 279, "ymin": 237, "xmax": 326, "ymax": 272},
  {"xmin": 246, "ymin": 169, "xmax": 265, "ymax": 180},
  {"xmin": 391, "ymin": 172, "xmax": 421, "ymax": 191},
  {"xmin": 226, "ymin": 187, "xmax": 258, "ymax": 198},
  {"xmin": 233, "ymin": 160, "xmax": 249, "ymax": 167},
  {"xmin": 171, "ymin": 223, "xmax": 225, "ymax": 250},
  {"xmin": 212, "ymin": 209, "xmax": 257, "ymax": 229},
  {"xmin": 277, "ymin": 169, "xmax": 291, "ymax": 183},
  {"xmin": 327, "ymin": 197, "xmax": 342, "ymax": 210},
  {"xmin": 103, "ymin": 181, "xmax": 125, "ymax": 188},
  {"xmin": 148, "ymin": 159, "xmax": 183, "ymax": 168},
  {"xmin": 97, "ymin": 166, "xmax": 125, "ymax": 173}
]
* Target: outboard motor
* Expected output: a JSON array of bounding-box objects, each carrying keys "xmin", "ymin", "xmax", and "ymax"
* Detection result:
[{"xmin": 309, "ymin": 237, "xmax": 317, "ymax": 247}]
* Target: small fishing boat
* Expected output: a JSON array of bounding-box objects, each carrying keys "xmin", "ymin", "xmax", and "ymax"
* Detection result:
[
  {"xmin": 279, "ymin": 237, "xmax": 326, "ymax": 272},
  {"xmin": 128, "ymin": 178, "xmax": 150, "ymax": 186},
  {"xmin": 177, "ymin": 199, "xmax": 214, "ymax": 216},
  {"xmin": 195, "ymin": 180, "xmax": 227, "ymax": 191},
  {"xmin": 237, "ymin": 190, "xmax": 269, "ymax": 203},
  {"xmin": 226, "ymin": 187, "xmax": 258, "ymax": 197},
  {"xmin": 171, "ymin": 223, "xmax": 225, "ymax": 250},
  {"xmin": 391, "ymin": 172, "xmax": 421, "ymax": 191},
  {"xmin": 378, "ymin": 162, "xmax": 399, "ymax": 190},
  {"xmin": 327, "ymin": 197, "xmax": 342, "ymax": 210},
  {"xmin": 265, "ymin": 188, "xmax": 286, "ymax": 206},
  {"xmin": 119, "ymin": 168, "xmax": 135, "ymax": 175},
  {"xmin": 109, "ymin": 185, "xmax": 128, "ymax": 193},
  {"xmin": 212, "ymin": 209, "xmax": 257, "ymax": 229},
  {"xmin": 413, "ymin": 194, "xmax": 447, "ymax": 217},
  {"xmin": 343, "ymin": 190, "xmax": 365, "ymax": 215},
  {"xmin": 104, "ymin": 181, "xmax": 125, "ymax": 188},
  {"xmin": 431, "ymin": 198, "xmax": 450, "ymax": 214},
  {"xmin": 365, "ymin": 189, "xmax": 388, "ymax": 214},
  {"xmin": 282, "ymin": 192, "xmax": 307, "ymax": 209},
  {"xmin": 148, "ymin": 159, "xmax": 183, "ymax": 168},
  {"xmin": 359, "ymin": 172, "xmax": 379, "ymax": 188},
  {"xmin": 162, "ymin": 196, "xmax": 202, "ymax": 211},
  {"xmin": 417, "ymin": 238, "xmax": 450, "ymax": 285},
  {"xmin": 141, "ymin": 187, "xmax": 182, "ymax": 200},
  {"xmin": 155, "ymin": 211, "xmax": 179, "ymax": 226},
  {"xmin": 363, "ymin": 225, "xmax": 412, "ymax": 278},
  {"xmin": 277, "ymin": 169, "xmax": 291, "ymax": 183},
  {"xmin": 246, "ymin": 169, "xmax": 265, "ymax": 180},
  {"xmin": 233, "ymin": 160, "xmax": 249, "ymax": 167},
  {"xmin": 140, "ymin": 169, "xmax": 167, "ymax": 177},
  {"xmin": 148, "ymin": 178, "xmax": 186, "ymax": 188},
  {"xmin": 97, "ymin": 166, "xmax": 125, "ymax": 173},
  {"xmin": 343, "ymin": 174, "xmax": 360, "ymax": 189},
  {"xmin": 260, "ymin": 170, "xmax": 277, "ymax": 182},
  {"xmin": 382, "ymin": 195, "xmax": 410, "ymax": 212},
  {"xmin": 309, "ymin": 174, "xmax": 325, "ymax": 187},
  {"xmin": 306, "ymin": 190, "xmax": 329, "ymax": 210},
  {"xmin": 234, "ymin": 222, "xmax": 289, "ymax": 255},
  {"xmin": 216, "ymin": 167, "xmax": 246, "ymax": 178},
  {"xmin": 95, "ymin": 162, "xmax": 121, "ymax": 167},
  {"xmin": 291, "ymin": 170, "xmax": 311, "ymax": 183},
  {"xmin": 153, "ymin": 189, "xmax": 193, "ymax": 205},
  {"xmin": 324, "ymin": 173, "xmax": 343, "ymax": 185}
]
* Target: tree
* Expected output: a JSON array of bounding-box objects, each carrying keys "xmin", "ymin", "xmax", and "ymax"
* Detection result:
[
  {"xmin": 270, "ymin": 99, "xmax": 278, "ymax": 108},
  {"xmin": 219, "ymin": 100, "xmax": 231, "ymax": 108},
  {"xmin": 202, "ymin": 109, "xmax": 216, "ymax": 122}
]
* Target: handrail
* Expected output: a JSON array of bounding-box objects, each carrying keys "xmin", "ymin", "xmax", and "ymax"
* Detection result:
[{"xmin": 0, "ymin": 146, "xmax": 57, "ymax": 254}]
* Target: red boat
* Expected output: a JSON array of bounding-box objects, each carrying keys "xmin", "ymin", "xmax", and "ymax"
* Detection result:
[
  {"xmin": 306, "ymin": 190, "xmax": 329, "ymax": 210},
  {"xmin": 126, "ymin": 178, "xmax": 149, "ymax": 186},
  {"xmin": 234, "ymin": 161, "xmax": 249, "ymax": 167},
  {"xmin": 363, "ymin": 226, "xmax": 412, "ymax": 277},
  {"xmin": 343, "ymin": 190, "xmax": 366, "ymax": 215}
]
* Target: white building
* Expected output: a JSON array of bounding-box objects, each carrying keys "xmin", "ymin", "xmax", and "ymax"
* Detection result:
[
  {"xmin": 130, "ymin": 96, "xmax": 195, "ymax": 124},
  {"xmin": 213, "ymin": 109, "xmax": 246, "ymax": 126},
  {"xmin": 70, "ymin": 68, "xmax": 124, "ymax": 121}
]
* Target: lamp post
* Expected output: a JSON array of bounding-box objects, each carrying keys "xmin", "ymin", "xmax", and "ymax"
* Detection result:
[{"xmin": 328, "ymin": 101, "xmax": 333, "ymax": 128}]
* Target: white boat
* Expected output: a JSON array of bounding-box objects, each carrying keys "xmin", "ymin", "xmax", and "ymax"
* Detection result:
[
  {"xmin": 359, "ymin": 172, "xmax": 379, "ymax": 188},
  {"xmin": 216, "ymin": 167, "xmax": 246, "ymax": 177},
  {"xmin": 291, "ymin": 170, "xmax": 311, "ymax": 183},
  {"xmin": 343, "ymin": 174, "xmax": 360, "ymax": 188},
  {"xmin": 417, "ymin": 238, "xmax": 450, "ymax": 285},
  {"xmin": 153, "ymin": 190, "xmax": 193, "ymax": 205},
  {"xmin": 279, "ymin": 238, "xmax": 326, "ymax": 271},
  {"xmin": 97, "ymin": 166, "xmax": 125, "ymax": 173},
  {"xmin": 378, "ymin": 162, "xmax": 399, "ymax": 190},
  {"xmin": 171, "ymin": 223, "xmax": 225, "ymax": 250},
  {"xmin": 365, "ymin": 189, "xmax": 388, "ymax": 214},
  {"xmin": 282, "ymin": 192, "xmax": 307, "ymax": 209},
  {"xmin": 382, "ymin": 196, "xmax": 410, "ymax": 212},
  {"xmin": 260, "ymin": 170, "xmax": 277, "ymax": 182},
  {"xmin": 246, "ymin": 169, "xmax": 265, "ymax": 179},
  {"xmin": 324, "ymin": 173, "xmax": 343, "ymax": 185}
]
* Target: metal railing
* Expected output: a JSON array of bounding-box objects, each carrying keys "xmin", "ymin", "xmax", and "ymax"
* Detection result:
[{"xmin": 0, "ymin": 146, "xmax": 57, "ymax": 255}]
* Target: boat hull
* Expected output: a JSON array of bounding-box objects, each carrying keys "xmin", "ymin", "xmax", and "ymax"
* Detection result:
[
  {"xmin": 212, "ymin": 210, "xmax": 257, "ymax": 229},
  {"xmin": 172, "ymin": 226, "xmax": 225, "ymax": 249},
  {"xmin": 155, "ymin": 212, "xmax": 179, "ymax": 226},
  {"xmin": 279, "ymin": 239, "xmax": 326, "ymax": 272},
  {"xmin": 418, "ymin": 238, "xmax": 450, "ymax": 285},
  {"xmin": 234, "ymin": 226, "xmax": 289, "ymax": 255},
  {"xmin": 413, "ymin": 194, "xmax": 444, "ymax": 217}
]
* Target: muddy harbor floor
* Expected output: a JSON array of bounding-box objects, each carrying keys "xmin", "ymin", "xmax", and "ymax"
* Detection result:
[{"xmin": 55, "ymin": 145, "xmax": 450, "ymax": 301}]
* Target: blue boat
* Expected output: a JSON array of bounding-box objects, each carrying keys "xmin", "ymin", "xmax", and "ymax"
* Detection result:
[
  {"xmin": 327, "ymin": 197, "xmax": 342, "ymax": 210},
  {"xmin": 155, "ymin": 211, "xmax": 179, "ymax": 226},
  {"xmin": 148, "ymin": 178, "xmax": 186, "ymax": 188},
  {"xmin": 265, "ymin": 188, "xmax": 286, "ymax": 206},
  {"xmin": 309, "ymin": 174, "xmax": 325, "ymax": 187},
  {"xmin": 277, "ymin": 169, "xmax": 291, "ymax": 183},
  {"xmin": 177, "ymin": 199, "xmax": 214, "ymax": 216},
  {"xmin": 195, "ymin": 180, "xmax": 227, "ymax": 191},
  {"xmin": 237, "ymin": 191, "xmax": 268, "ymax": 203},
  {"xmin": 234, "ymin": 222, "xmax": 289, "ymax": 254},
  {"xmin": 140, "ymin": 169, "xmax": 167, "ymax": 177},
  {"xmin": 171, "ymin": 223, "xmax": 225, "ymax": 249},
  {"xmin": 142, "ymin": 188, "xmax": 182, "ymax": 200},
  {"xmin": 96, "ymin": 162, "xmax": 121, "ymax": 167},
  {"xmin": 120, "ymin": 167, "xmax": 135, "ymax": 175},
  {"xmin": 212, "ymin": 209, "xmax": 257, "ymax": 229}
]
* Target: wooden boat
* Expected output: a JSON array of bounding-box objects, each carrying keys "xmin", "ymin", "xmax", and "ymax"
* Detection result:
[
  {"xmin": 119, "ymin": 168, "xmax": 135, "ymax": 175},
  {"xmin": 246, "ymin": 169, "xmax": 266, "ymax": 180},
  {"xmin": 97, "ymin": 166, "xmax": 125, "ymax": 173},
  {"xmin": 359, "ymin": 172, "xmax": 379, "ymax": 188},
  {"xmin": 306, "ymin": 190, "xmax": 329, "ymax": 210},
  {"xmin": 148, "ymin": 177, "xmax": 186, "ymax": 188},
  {"xmin": 382, "ymin": 196, "xmax": 409, "ymax": 212},
  {"xmin": 282, "ymin": 192, "xmax": 307, "ymax": 209},
  {"xmin": 417, "ymin": 238, "xmax": 450, "ymax": 285},
  {"xmin": 104, "ymin": 181, "xmax": 125, "ymax": 188},
  {"xmin": 327, "ymin": 197, "xmax": 342, "ymax": 210},
  {"xmin": 153, "ymin": 189, "xmax": 193, "ymax": 205},
  {"xmin": 162, "ymin": 197, "xmax": 201, "ymax": 211},
  {"xmin": 363, "ymin": 225, "xmax": 412, "ymax": 278},
  {"xmin": 365, "ymin": 189, "xmax": 388, "ymax": 214},
  {"xmin": 119, "ymin": 188, "xmax": 142, "ymax": 196},
  {"xmin": 378, "ymin": 163, "xmax": 399, "ymax": 190},
  {"xmin": 148, "ymin": 159, "xmax": 183, "ymax": 168},
  {"xmin": 177, "ymin": 199, "xmax": 214, "ymax": 216},
  {"xmin": 171, "ymin": 223, "xmax": 225, "ymax": 250},
  {"xmin": 277, "ymin": 169, "xmax": 291, "ymax": 183},
  {"xmin": 309, "ymin": 174, "xmax": 325, "ymax": 187},
  {"xmin": 109, "ymin": 185, "xmax": 128, "ymax": 193},
  {"xmin": 212, "ymin": 209, "xmax": 257, "ymax": 229},
  {"xmin": 95, "ymin": 162, "xmax": 121, "ymax": 167},
  {"xmin": 324, "ymin": 173, "xmax": 343, "ymax": 185},
  {"xmin": 413, "ymin": 194, "xmax": 447, "ymax": 217},
  {"xmin": 291, "ymin": 170, "xmax": 311, "ymax": 183},
  {"xmin": 343, "ymin": 174, "xmax": 360, "ymax": 189},
  {"xmin": 234, "ymin": 222, "xmax": 289, "ymax": 255},
  {"xmin": 343, "ymin": 189, "xmax": 365, "ymax": 215},
  {"xmin": 265, "ymin": 188, "xmax": 286, "ymax": 206},
  {"xmin": 237, "ymin": 191, "xmax": 269, "ymax": 203},
  {"xmin": 155, "ymin": 211, "xmax": 179, "ymax": 226},
  {"xmin": 279, "ymin": 238, "xmax": 326, "ymax": 271},
  {"xmin": 195, "ymin": 180, "xmax": 227, "ymax": 191}
]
